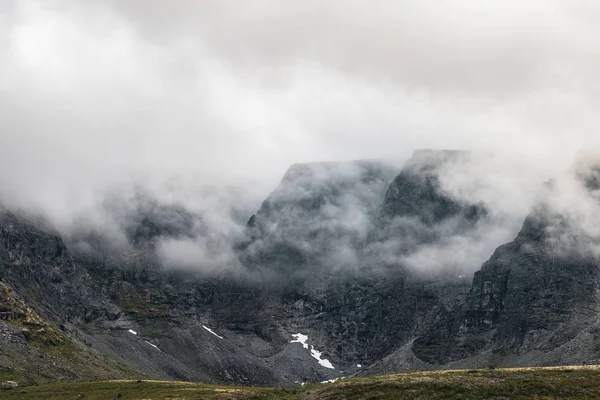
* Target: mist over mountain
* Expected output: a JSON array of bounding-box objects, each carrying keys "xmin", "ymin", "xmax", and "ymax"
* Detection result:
[
  {"xmin": 3, "ymin": 148, "xmax": 600, "ymax": 386},
  {"xmin": 2, "ymin": 0, "xmax": 599, "ymax": 228},
  {"xmin": 2, "ymin": 0, "xmax": 600, "ymax": 390}
]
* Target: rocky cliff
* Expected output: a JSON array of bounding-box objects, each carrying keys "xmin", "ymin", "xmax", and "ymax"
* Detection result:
[{"xmin": 370, "ymin": 161, "xmax": 600, "ymax": 374}]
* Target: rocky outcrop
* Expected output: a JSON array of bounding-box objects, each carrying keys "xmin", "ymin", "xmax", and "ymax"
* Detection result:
[
  {"xmin": 380, "ymin": 166, "xmax": 600, "ymax": 372},
  {"xmin": 381, "ymin": 150, "xmax": 485, "ymax": 226}
]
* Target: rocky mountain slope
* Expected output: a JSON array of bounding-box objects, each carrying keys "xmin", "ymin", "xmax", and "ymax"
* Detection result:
[
  {"xmin": 2, "ymin": 149, "xmax": 600, "ymax": 387},
  {"xmin": 368, "ymin": 160, "xmax": 600, "ymax": 374}
]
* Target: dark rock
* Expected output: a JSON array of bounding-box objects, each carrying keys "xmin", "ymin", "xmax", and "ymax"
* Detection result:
[{"xmin": 1, "ymin": 381, "xmax": 18, "ymax": 390}]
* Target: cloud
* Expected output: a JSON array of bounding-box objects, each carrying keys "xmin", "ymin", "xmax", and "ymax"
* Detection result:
[
  {"xmin": 533, "ymin": 156, "xmax": 600, "ymax": 260},
  {"xmin": 358, "ymin": 152, "xmax": 536, "ymax": 276},
  {"xmin": 1, "ymin": 0, "xmax": 600, "ymax": 273},
  {"xmin": 242, "ymin": 161, "xmax": 397, "ymax": 273},
  {"xmin": 156, "ymin": 236, "xmax": 243, "ymax": 274}
]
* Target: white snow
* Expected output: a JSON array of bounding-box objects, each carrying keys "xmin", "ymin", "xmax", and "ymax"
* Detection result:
[
  {"xmin": 290, "ymin": 333, "xmax": 335, "ymax": 369},
  {"xmin": 310, "ymin": 347, "xmax": 335, "ymax": 369},
  {"xmin": 127, "ymin": 329, "xmax": 161, "ymax": 351},
  {"xmin": 202, "ymin": 324, "xmax": 224, "ymax": 340},
  {"xmin": 143, "ymin": 340, "xmax": 160, "ymax": 350},
  {"xmin": 291, "ymin": 333, "xmax": 309, "ymax": 349},
  {"xmin": 321, "ymin": 378, "xmax": 339, "ymax": 384},
  {"xmin": 357, "ymin": 364, "xmax": 362, "ymax": 368}
]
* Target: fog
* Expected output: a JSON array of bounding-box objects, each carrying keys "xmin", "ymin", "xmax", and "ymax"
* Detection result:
[{"xmin": 1, "ymin": 1, "xmax": 600, "ymax": 275}]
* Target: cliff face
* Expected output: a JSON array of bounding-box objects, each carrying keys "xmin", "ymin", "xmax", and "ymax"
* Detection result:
[
  {"xmin": 397, "ymin": 167, "xmax": 600, "ymax": 372},
  {"xmin": 462, "ymin": 170, "xmax": 600, "ymax": 356},
  {"xmin": 465, "ymin": 213, "xmax": 598, "ymax": 344},
  {"xmin": 381, "ymin": 150, "xmax": 485, "ymax": 226}
]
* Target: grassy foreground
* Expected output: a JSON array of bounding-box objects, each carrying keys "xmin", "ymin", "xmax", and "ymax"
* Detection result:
[{"xmin": 4, "ymin": 366, "xmax": 600, "ymax": 399}]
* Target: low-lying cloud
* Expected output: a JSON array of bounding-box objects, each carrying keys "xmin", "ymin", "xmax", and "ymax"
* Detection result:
[{"xmin": 1, "ymin": 1, "xmax": 600, "ymax": 275}]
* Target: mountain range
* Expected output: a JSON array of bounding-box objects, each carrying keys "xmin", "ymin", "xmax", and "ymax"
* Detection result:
[{"xmin": 1, "ymin": 149, "xmax": 599, "ymax": 387}]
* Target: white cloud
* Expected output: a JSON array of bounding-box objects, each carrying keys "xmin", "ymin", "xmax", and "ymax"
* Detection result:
[{"xmin": 1, "ymin": 0, "xmax": 600, "ymax": 272}]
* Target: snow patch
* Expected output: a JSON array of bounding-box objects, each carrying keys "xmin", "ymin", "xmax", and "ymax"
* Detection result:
[
  {"xmin": 290, "ymin": 333, "xmax": 335, "ymax": 369},
  {"xmin": 321, "ymin": 378, "xmax": 339, "ymax": 384},
  {"xmin": 127, "ymin": 328, "xmax": 161, "ymax": 351},
  {"xmin": 310, "ymin": 347, "xmax": 335, "ymax": 369},
  {"xmin": 291, "ymin": 333, "xmax": 309, "ymax": 349},
  {"xmin": 143, "ymin": 340, "xmax": 160, "ymax": 351},
  {"xmin": 202, "ymin": 324, "xmax": 224, "ymax": 340}
]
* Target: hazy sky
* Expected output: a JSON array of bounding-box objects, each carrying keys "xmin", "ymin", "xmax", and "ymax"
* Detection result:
[{"xmin": 1, "ymin": 0, "xmax": 600, "ymax": 219}]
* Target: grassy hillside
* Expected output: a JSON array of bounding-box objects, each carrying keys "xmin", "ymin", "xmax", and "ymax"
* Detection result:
[{"xmin": 4, "ymin": 366, "xmax": 600, "ymax": 399}]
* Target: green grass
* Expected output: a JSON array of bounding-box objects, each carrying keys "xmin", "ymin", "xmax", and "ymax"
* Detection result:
[
  {"xmin": 0, "ymin": 367, "xmax": 19, "ymax": 383},
  {"xmin": 4, "ymin": 366, "xmax": 600, "ymax": 399},
  {"xmin": 0, "ymin": 380, "xmax": 293, "ymax": 400},
  {"xmin": 308, "ymin": 367, "xmax": 600, "ymax": 400}
]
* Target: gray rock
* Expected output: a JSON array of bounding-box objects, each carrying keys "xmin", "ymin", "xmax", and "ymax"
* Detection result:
[{"xmin": 1, "ymin": 380, "xmax": 18, "ymax": 390}]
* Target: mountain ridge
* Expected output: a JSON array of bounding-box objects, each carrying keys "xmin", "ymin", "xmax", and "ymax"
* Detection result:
[{"xmin": 2, "ymin": 149, "xmax": 599, "ymax": 387}]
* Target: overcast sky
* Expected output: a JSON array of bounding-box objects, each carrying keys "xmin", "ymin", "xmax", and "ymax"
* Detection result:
[{"xmin": 1, "ymin": 0, "xmax": 600, "ymax": 220}]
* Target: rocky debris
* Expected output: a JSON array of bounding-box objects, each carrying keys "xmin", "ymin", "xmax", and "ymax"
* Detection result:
[{"xmin": 1, "ymin": 380, "xmax": 18, "ymax": 390}]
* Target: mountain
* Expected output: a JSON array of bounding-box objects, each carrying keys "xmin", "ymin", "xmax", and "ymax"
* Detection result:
[
  {"xmin": 2, "ymin": 149, "xmax": 600, "ymax": 387},
  {"xmin": 0, "ymin": 211, "xmax": 144, "ymax": 384},
  {"xmin": 368, "ymin": 160, "xmax": 600, "ymax": 374},
  {"xmin": 241, "ymin": 160, "xmax": 397, "ymax": 276}
]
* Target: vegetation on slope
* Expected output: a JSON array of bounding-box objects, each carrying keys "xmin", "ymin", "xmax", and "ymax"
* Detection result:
[
  {"xmin": 4, "ymin": 366, "xmax": 600, "ymax": 399},
  {"xmin": 0, "ymin": 283, "xmax": 144, "ymax": 385}
]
